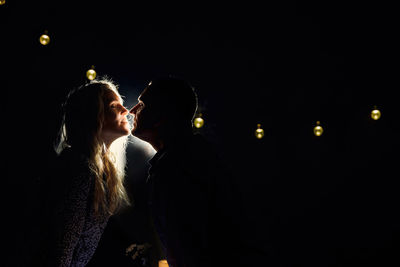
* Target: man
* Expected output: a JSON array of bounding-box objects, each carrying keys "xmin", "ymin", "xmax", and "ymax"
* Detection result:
[{"xmin": 130, "ymin": 77, "xmax": 240, "ymax": 267}]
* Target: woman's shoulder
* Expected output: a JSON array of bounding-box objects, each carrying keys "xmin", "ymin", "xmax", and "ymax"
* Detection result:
[{"xmin": 56, "ymin": 148, "xmax": 92, "ymax": 178}]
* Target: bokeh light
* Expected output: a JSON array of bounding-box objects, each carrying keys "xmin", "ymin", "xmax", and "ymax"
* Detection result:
[
  {"xmin": 371, "ymin": 107, "xmax": 381, "ymax": 120},
  {"xmin": 313, "ymin": 121, "xmax": 323, "ymax": 136},
  {"xmin": 39, "ymin": 32, "xmax": 50, "ymax": 45},
  {"xmin": 255, "ymin": 124, "xmax": 264, "ymax": 139},
  {"xmin": 194, "ymin": 114, "xmax": 204, "ymax": 128},
  {"xmin": 86, "ymin": 66, "xmax": 97, "ymax": 80}
]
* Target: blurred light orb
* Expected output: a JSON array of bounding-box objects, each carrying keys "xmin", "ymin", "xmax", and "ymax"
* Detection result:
[
  {"xmin": 159, "ymin": 260, "xmax": 169, "ymax": 267},
  {"xmin": 0, "ymin": 0, "xmax": 6, "ymax": 5},
  {"xmin": 86, "ymin": 68, "xmax": 96, "ymax": 80},
  {"xmin": 255, "ymin": 124, "xmax": 264, "ymax": 139},
  {"xmin": 371, "ymin": 108, "xmax": 381, "ymax": 120},
  {"xmin": 313, "ymin": 121, "xmax": 323, "ymax": 136},
  {"xmin": 194, "ymin": 116, "xmax": 204, "ymax": 128},
  {"xmin": 39, "ymin": 33, "xmax": 50, "ymax": 45}
]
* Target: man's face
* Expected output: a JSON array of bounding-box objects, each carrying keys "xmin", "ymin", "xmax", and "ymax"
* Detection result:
[
  {"xmin": 129, "ymin": 88, "xmax": 162, "ymax": 140},
  {"xmin": 129, "ymin": 97, "xmax": 145, "ymax": 134}
]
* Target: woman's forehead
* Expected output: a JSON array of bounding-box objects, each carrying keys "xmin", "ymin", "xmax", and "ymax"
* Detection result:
[{"xmin": 105, "ymin": 89, "xmax": 122, "ymax": 103}]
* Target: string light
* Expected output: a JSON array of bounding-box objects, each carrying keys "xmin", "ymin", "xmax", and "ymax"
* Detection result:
[
  {"xmin": 313, "ymin": 121, "xmax": 323, "ymax": 136},
  {"xmin": 39, "ymin": 31, "xmax": 50, "ymax": 45},
  {"xmin": 193, "ymin": 113, "xmax": 204, "ymax": 128},
  {"xmin": 86, "ymin": 65, "xmax": 97, "ymax": 80},
  {"xmin": 0, "ymin": 0, "xmax": 6, "ymax": 5},
  {"xmin": 9, "ymin": 14, "xmax": 393, "ymax": 153},
  {"xmin": 371, "ymin": 106, "xmax": 381, "ymax": 120},
  {"xmin": 11, "ymin": 21, "xmax": 391, "ymax": 139},
  {"xmin": 255, "ymin": 124, "xmax": 264, "ymax": 139}
]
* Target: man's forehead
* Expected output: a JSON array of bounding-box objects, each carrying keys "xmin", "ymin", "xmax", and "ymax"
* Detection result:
[{"xmin": 138, "ymin": 87, "xmax": 150, "ymax": 102}]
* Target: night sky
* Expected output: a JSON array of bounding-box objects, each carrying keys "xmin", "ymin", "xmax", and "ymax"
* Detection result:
[{"xmin": 4, "ymin": 1, "xmax": 400, "ymax": 266}]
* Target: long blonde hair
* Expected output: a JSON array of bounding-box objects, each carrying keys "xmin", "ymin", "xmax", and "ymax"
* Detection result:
[{"xmin": 55, "ymin": 78, "xmax": 130, "ymax": 215}]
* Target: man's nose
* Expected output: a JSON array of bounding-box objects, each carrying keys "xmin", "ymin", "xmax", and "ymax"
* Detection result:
[{"xmin": 129, "ymin": 104, "xmax": 138, "ymax": 114}]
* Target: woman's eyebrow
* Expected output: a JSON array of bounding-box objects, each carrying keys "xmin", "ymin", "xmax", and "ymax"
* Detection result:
[{"xmin": 110, "ymin": 100, "xmax": 121, "ymax": 105}]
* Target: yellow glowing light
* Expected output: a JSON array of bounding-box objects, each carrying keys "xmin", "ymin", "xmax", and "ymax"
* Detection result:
[
  {"xmin": 0, "ymin": 0, "xmax": 6, "ymax": 5},
  {"xmin": 313, "ymin": 121, "xmax": 323, "ymax": 136},
  {"xmin": 371, "ymin": 107, "xmax": 381, "ymax": 120},
  {"xmin": 159, "ymin": 260, "xmax": 169, "ymax": 267},
  {"xmin": 255, "ymin": 124, "xmax": 264, "ymax": 139},
  {"xmin": 86, "ymin": 66, "xmax": 96, "ymax": 80},
  {"xmin": 39, "ymin": 32, "xmax": 50, "ymax": 45},
  {"xmin": 194, "ymin": 114, "xmax": 204, "ymax": 128}
]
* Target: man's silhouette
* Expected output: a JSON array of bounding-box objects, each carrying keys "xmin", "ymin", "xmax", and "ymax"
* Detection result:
[{"xmin": 130, "ymin": 77, "xmax": 241, "ymax": 267}]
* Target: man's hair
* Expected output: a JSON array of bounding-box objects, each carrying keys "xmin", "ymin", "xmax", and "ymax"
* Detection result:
[{"xmin": 143, "ymin": 76, "xmax": 198, "ymax": 124}]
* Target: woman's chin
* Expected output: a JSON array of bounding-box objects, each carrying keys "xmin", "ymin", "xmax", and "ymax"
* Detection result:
[
  {"xmin": 114, "ymin": 129, "xmax": 131, "ymax": 139},
  {"xmin": 122, "ymin": 129, "xmax": 131, "ymax": 136}
]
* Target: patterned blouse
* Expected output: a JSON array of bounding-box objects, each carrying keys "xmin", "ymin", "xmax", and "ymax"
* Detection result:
[{"xmin": 39, "ymin": 148, "xmax": 110, "ymax": 267}]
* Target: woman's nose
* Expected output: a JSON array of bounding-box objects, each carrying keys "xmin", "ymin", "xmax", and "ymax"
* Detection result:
[{"xmin": 121, "ymin": 106, "xmax": 129, "ymax": 115}]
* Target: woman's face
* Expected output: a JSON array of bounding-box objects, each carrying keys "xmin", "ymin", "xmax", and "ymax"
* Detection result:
[{"xmin": 102, "ymin": 89, "xmax": 131, "ymax": 145}]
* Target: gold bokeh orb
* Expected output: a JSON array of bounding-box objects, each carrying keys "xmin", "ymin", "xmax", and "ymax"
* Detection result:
[
  {"xmin": 159, "ymin": 260, "xmax": 169, "ymax": 267},
  {"xmin": 86, "ymin": 68, "xmax": 97, "ymax": 80},
  {"xmin": 255, "ymin": 124, "xmax": 264, "ymax": 139},
  {"xmin": 0, "ymin": 0, "xmax": 6, "ymax": 5},
  {"xmin": 371, "ymin": 108, "xmax": 381, "ymax": 120},
  {"xmin": 194, "ymin": 117, "xmax": 204, "ymax": 128},
  {"xmin": 313, "ymin": 121, "xmax": 323, "ymax": 136},
  {"xmin": 39, "ymin": 34, "xmax": 50, "ymax": 45}
]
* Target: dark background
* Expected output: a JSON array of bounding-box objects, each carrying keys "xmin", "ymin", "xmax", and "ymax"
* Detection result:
[{"xmin": 3, "ymin": 1, "xmax": 400, "ymax": 266}]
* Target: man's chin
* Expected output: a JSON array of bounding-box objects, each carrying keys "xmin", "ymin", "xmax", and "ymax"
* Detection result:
[
  {"xmin": 132, "ymin": 129, "xmax": 153, "ymax": 143},
  {"xmin": 131, "ymin": 128, "xmax": 143, "ymax": 139},
  {"xmin": 130, "ymin": 128, "xmax": 138, "ymax": 136}
]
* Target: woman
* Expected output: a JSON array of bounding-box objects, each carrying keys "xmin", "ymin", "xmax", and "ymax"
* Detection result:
[{"xmin": 38, "ymin": 78, "xmax": 131, "ymax": 266}]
